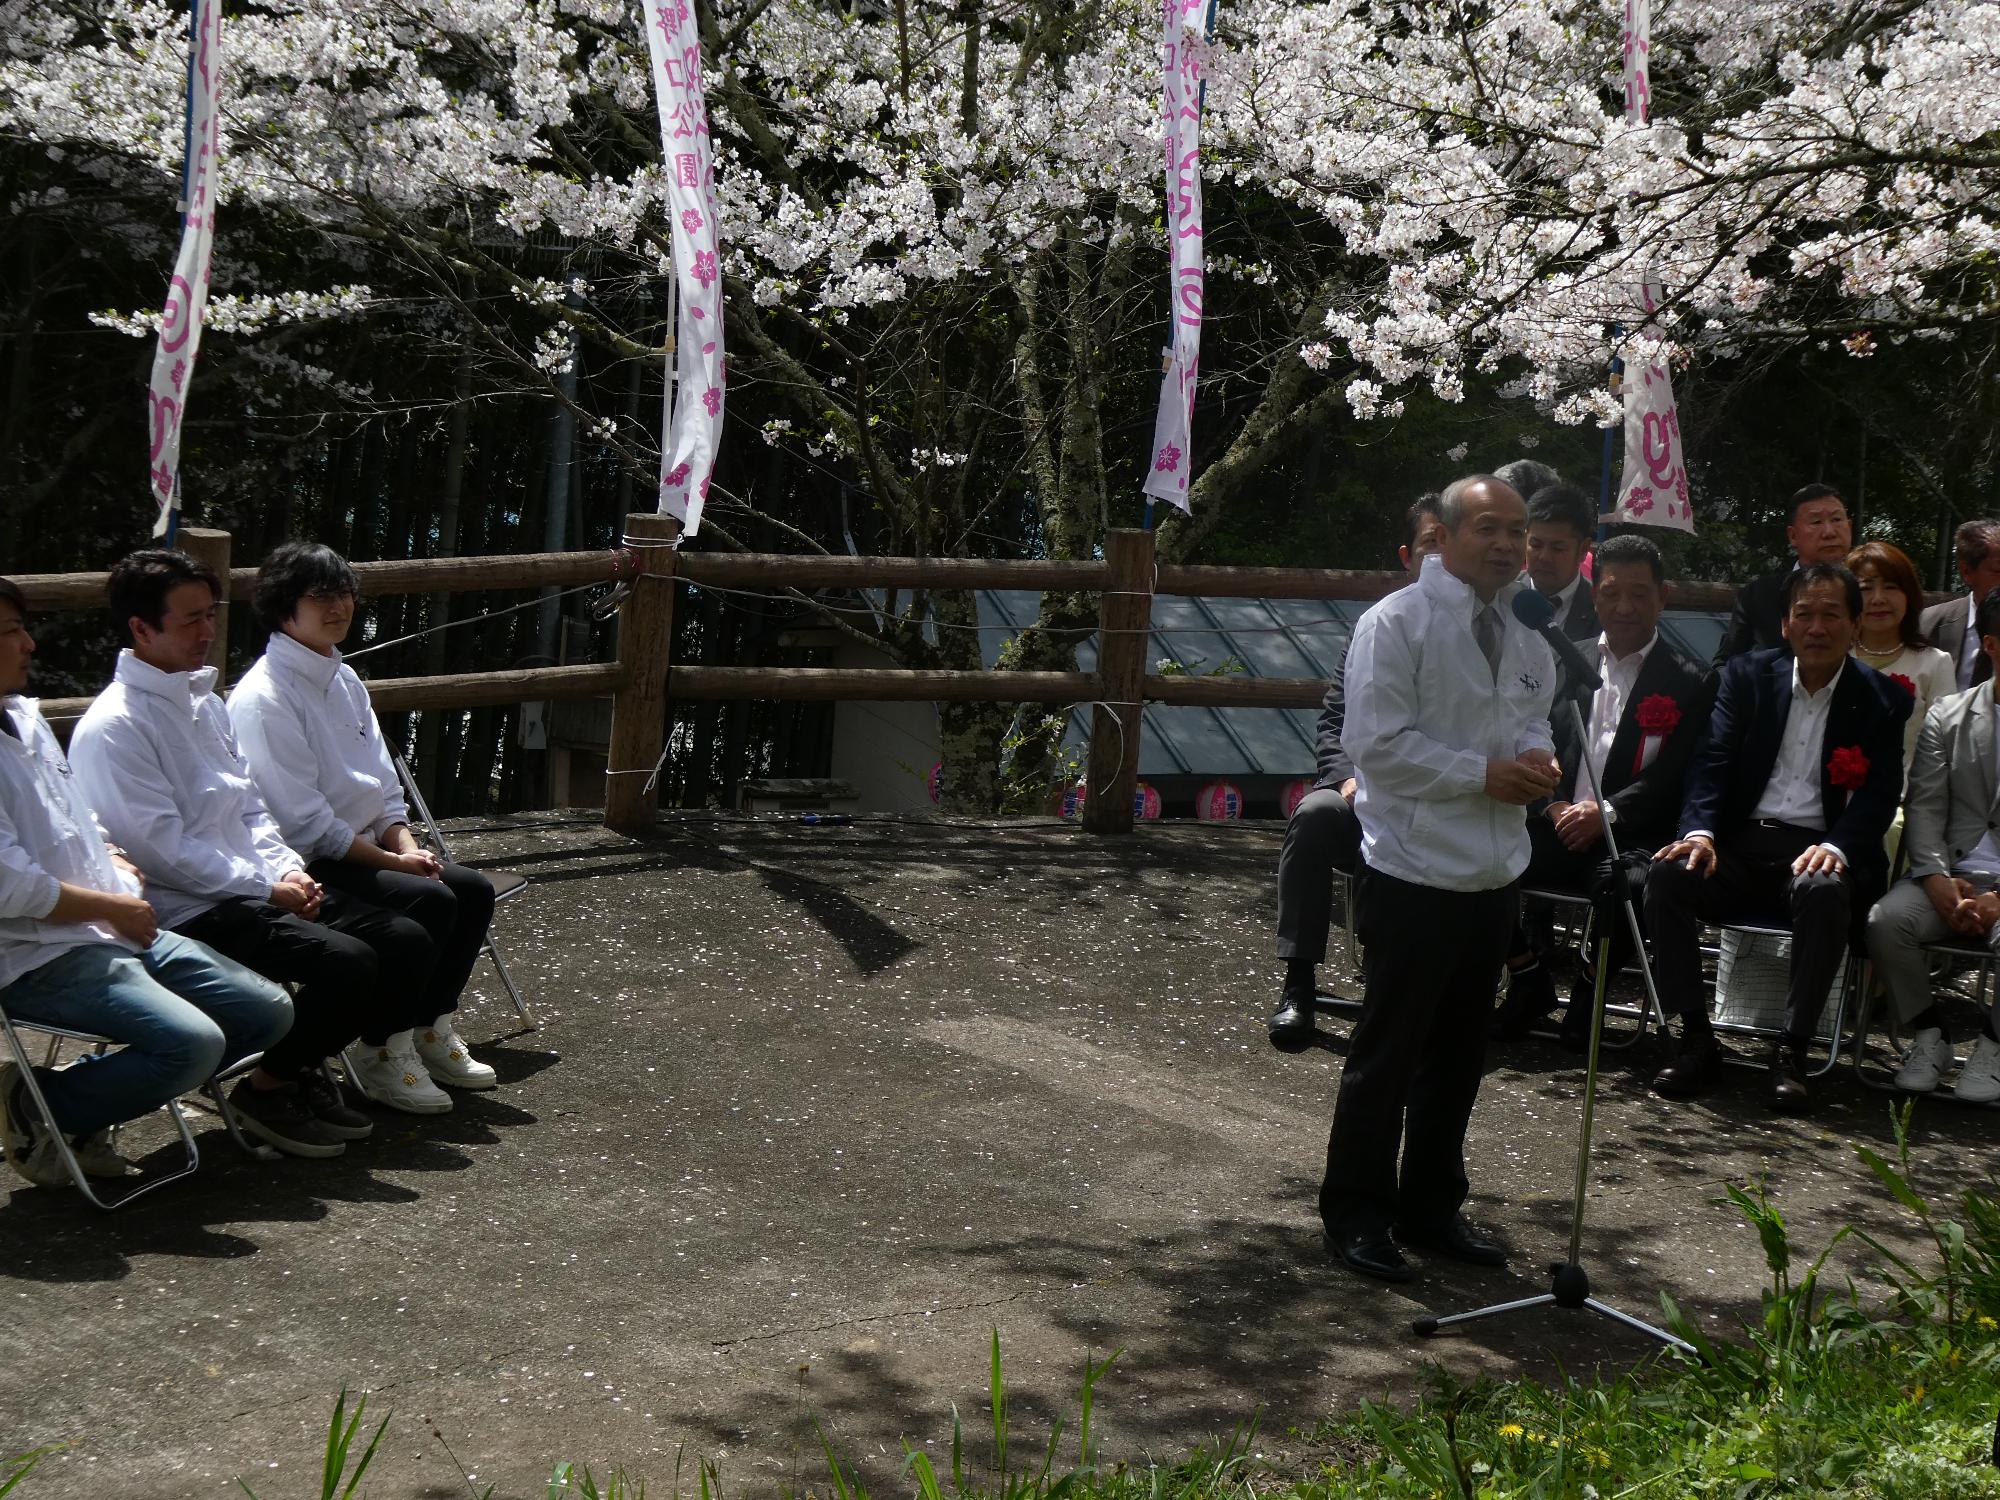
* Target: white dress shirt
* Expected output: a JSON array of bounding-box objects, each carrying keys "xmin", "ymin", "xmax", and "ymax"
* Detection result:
[
  {"xmin": 0, "ymin": 697, "xmax": 144, "ymax": 990},
  {"xmin": 70, "ymin": 651, "xmax": 305, "ymax": 930},
  {"xmin": 1550, "ymin": 573, "xmax": 1585, "ymax": 631},
  {"xmin": 1342, "ymin": 554, "xmax": 1557, "ymax": 892},
  {"xmin": 1580, "ymin": 632, "xmax": 1658, "ymax": 799},
  {"xmin": 1751, "ymin": 660, "xmax": 1843, "ymax": 832},
  {"xmin": 228, "ymin": 632, "xmax": 412, "ymax": 863}
]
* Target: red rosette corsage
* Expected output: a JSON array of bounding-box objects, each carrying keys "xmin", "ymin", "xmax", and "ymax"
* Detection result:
[
  {"xmin": 1634, "ymin": 694, "xmax": 1682, "ymax": 735},
  {"xmin": 1887, "ymin": 672, "xmax": 1916, "ymax": 700},
  {"xmin": 1827, "ymin": 744, "xmax": 1870, "ymax": 791}
]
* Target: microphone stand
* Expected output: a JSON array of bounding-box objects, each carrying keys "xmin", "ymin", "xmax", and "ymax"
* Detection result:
[{"xmin": 1412, "ymin": 680, "xmax": 1694, "ymax": 1356}]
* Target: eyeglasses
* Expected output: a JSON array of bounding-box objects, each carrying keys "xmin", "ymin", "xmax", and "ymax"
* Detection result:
[{"xmin": 304, "ymin": 588, "xmax": 355, "ymax": 605}]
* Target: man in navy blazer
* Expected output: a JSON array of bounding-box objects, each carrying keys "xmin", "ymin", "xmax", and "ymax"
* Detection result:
[{"xmin": 1646, "ymin": 563, "xmax": 1909, "ymax": 1111}]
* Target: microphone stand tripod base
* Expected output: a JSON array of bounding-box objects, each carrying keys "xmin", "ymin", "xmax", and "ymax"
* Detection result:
[{"xmin": 1409, "ymin": 693, "xmax": 1695, "ymax": 1358}]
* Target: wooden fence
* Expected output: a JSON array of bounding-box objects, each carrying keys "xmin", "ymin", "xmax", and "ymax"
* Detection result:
[{"xmin": 13, "ymin": 515, "xmax": 1751, "ymax": 836}]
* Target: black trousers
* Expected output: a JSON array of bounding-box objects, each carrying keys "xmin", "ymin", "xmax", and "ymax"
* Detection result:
[
  {"xmin": 174, "ymin": 891, "xmax": 430, "ymax": 1073},
  {"xmin": 1642, "ymin": 821, "xmax": 1851, "ymax": 1042},
  {"xmin": 307, "ymin": 860, "xmax": 495, "ymax": 1027},
  {"xmin": 1275, "ymin": 787, "xmax": 1362, "ymax": 965},
  {"xmin": 1512, "ymin": 819, "xmax": 1654, "ymax": 983},
  {"xmin": 1319, "ymin": 865, "xmax": 1516, "ymax": 1237}
]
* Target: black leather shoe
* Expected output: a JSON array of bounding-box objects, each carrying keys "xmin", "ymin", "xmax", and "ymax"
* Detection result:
[
  {"xmin": 1398, "ymin": 1215, "xmax": 1508, "ymax": 1267},
  {"xmin": 1652, "ymin": 1036, "xmax": 1723, "ymax": 1098},
  {"xmin": 1268, "ymin": 984, "xmax": 1317, "ymax": 1052},
  {"xmin": 1491, "ymin": 963, "xmax": 1558, "ymax": 1039},
  {"xmin": 1324, "ymin": 1224, "xmax": 1413, "ymax": 1282},
  {"xmin": 1767, "ymin": 1041, "xmax": 1811, "ymax": 1114},
  {"xmin": 1556, "ymin": 996, "xmax": 1595, "ymax": 1052}
]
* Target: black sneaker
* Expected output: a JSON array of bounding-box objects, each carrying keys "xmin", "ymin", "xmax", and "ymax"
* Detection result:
[
  {"xmin": 1492, "ymin": 962, "xmax": 1558, "ymax": 1039},
  {"xmin": 227, "ymin": 1079, "xmax": 346, "ymax": 1158},
  {"xmin": 297, "ymin": 1069, "xmax": 374, "ymax": 1140}
]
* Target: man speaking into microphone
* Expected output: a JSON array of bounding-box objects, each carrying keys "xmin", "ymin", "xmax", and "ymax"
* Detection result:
[{"xmin": 1319, "ymin": 474, "xmax": 1559, "ymax": 1283}]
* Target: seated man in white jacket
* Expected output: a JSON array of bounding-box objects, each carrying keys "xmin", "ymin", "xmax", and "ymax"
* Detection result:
[
  {"xmin": 72, "ymin": 549, "xmax": 450, "ymax": 1142},
  {"xmin": 0, "ymin": 575, "xmax": 292, "ymax": 1189},
  {"xmin": 230, "ymin": 543, "xmax": 497, "ymax": 1101}
]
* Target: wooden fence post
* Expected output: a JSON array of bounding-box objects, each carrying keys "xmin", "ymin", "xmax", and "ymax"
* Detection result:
[
  {"xmin": 177, "ymin": 527, "xmax": 232, "ymax": 680},
  {"xmin": 1081, "ymin": 528, "xmax": 1155, "ymax": 834},
  {"xmin": 605, "ymin": 512, "xmax": 681, "ymax": 833}
]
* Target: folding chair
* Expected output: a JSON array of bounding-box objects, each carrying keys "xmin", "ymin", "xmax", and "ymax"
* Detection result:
[
  {"xmin": 1704, "ymin": 920, "xmax": 1858, "ymax": 1077},
  {"xmin": 1519, "ymin": 886, "xmax": 1669, "ymax": 1050},
  {"xmin": 1851, "ymin": 937, "xmax": 2000, "ymax": 1106},
  {"xmin": 391, "ymin": 752, "xmax": 535, "ymax": 1028},
  {"xmin": 0, "ymin": 999, "xmax": 201, "ymax": 1210}
]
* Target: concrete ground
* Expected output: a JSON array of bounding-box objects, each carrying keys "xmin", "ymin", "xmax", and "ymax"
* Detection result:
[{"xmin": 1, "ymin": 815, "xmax": 1992, "ymax": 1498}]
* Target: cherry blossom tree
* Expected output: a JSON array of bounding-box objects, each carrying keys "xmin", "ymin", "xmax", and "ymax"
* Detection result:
[{"xmin": 7, "ymin": 0, "xmax": 2000, "ymax": 805}]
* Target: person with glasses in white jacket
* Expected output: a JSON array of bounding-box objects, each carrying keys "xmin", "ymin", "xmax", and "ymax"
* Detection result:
[
  {"xmin": 229, "ymin": 544, "xmax": 497, "ymax": 1107},
  {"xmin": 0, "ymin": 576, "xmax": 292, "ymax": 1188}
]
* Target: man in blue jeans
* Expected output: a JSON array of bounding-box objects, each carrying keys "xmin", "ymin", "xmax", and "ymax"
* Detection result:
[{"xmin": 0, "ymin": 576, "xmax": 291, "ymax": 1189}]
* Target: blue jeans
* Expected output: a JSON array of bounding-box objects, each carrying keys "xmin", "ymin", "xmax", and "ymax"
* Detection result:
[{"xmin": 0, "ymin": 935, "xmax": 292, "ymax": 1137}]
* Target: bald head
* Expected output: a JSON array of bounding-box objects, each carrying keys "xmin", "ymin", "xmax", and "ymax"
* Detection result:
[{"xmin": 1438, "ymin": 475, "xmax": 1528, "ymax": 601}]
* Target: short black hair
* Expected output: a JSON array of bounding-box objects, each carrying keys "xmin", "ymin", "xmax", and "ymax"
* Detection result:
[
  {"xmin": 252, "ymin": 542, "xmax": 359, "ymax": 633},
  {"xmin": 1785, "ymin": 561, "xmax": 1862, "ymax": 620},
  {"xmin": 1592, "ymin": 532, "xmax": 1664, "ymax": 585},
  {"xmin": 1786, "ymin": 482, "xmax": 1846, "ymax": 527},
  {"xmin": 0, "ymin": 577, "xmax": 25, "ymax": 621},
  {"xmin": 1527, "ymin": 482, "xmax": 1596, "ymax": 541},
  {"xmin": 1403, "ymin": 492, "xmax": 1443, "ymax": 553},
  {"xmin": 1493, "ymin": 458, "xmax": 1561, "ymax": 501},
  {"xmin": 107, "ymin": 549, "xmax": 221, "ymax": 645},
  {"xmin": 1956, "ymin": 518, "xmax": 2000, "ymax": 572},
  {"xmin": 1976, "ymin": 586, "xmax": 2000, "ymax": 645}
]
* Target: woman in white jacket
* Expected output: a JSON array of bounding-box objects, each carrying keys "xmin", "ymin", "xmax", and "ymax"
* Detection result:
[{"xmin": 230, "ymin": 544, "xmax": 498, "ymax": 1109}]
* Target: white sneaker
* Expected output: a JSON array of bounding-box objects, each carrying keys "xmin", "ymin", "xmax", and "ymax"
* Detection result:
[
  {"xmin": 414, "ymin": 1024, "xmax": 497, "ymax": 1091},
  {"xmin": 1893, "ymin": 1027, "xmax": 1954, "ymax": 1092},
  {"xmin": 345, "ymin": 1032, "xmax": 453, "ymax": 1114},
  {"xmin": 70, "ymin": 1128, "xmax": 139, "ymax": 1178},
  {"xmin": 1953, "ymin": 1035, "xmax": 2000, "ymax": 1104}
]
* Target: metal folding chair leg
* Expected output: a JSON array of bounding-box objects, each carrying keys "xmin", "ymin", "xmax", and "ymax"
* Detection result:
[
  {"xmin": 392, "ymin": 751, "xmax": 537, "ymax": 1028},
  {"xmin": 0, "ymin": 1013, "xmax": 202, "ymax": 1211}
]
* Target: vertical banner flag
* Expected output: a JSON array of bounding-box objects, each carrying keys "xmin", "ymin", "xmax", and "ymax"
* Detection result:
[
  {"xmin": 1141, "ymin": 0, "xmax": 1208, "ymax": 513},
  {"xmin": 641, "ymin": 0, "xmax": 726, "ymax": 537},
  {"xmin": 1610, "ymin": 0, "xmax": 1693, "ymax": 532},
  {"xmin": 147, "ymin": 0, "xmax": 222, "ymax": 539}
]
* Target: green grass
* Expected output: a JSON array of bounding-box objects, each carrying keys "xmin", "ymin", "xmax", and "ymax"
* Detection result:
[{"xmin": 9, "ymin": 1105, "xmax": 1999, "ymax": 1498}]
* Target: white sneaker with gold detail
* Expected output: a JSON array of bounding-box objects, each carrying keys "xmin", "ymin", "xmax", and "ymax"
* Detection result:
[
  {"xmin": 345, "ymin": 1031, "xmax": 453, "ymax": 1114},
  {"xmin": 414, "ymin": 1023, "xmax": 497, "ymax": 1091}
]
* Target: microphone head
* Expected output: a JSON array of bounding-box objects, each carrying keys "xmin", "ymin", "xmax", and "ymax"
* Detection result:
[{"xmin": 1510, "ymin": 589, "xmax": 1557, "ymax": 630}]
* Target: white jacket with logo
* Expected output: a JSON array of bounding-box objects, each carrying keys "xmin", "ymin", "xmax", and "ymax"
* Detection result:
[
  {"xmin": 0, "ymin": 696, "xmax": 144, "ymax": 989},
  {"xmin": 228, "ymin": 631, "xmax": 411, "ymax": 863},
  {"xmin": 70, "ymin": 651, "xmax": 305, "ymax": 930}
]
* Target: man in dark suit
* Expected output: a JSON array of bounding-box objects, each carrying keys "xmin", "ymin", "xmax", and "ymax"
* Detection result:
[
  {"xmin": 1648, "ymin": 563, "xmax": 1909, "ymax": 1111},
  {"xmin": 1712, "ymin": 483, "xmax": 1852, "ymax": 668},
  {"xmin": 1525, "ymin": 483, "xmax": 1601, "ymax": 642},
  {"xmin": 1493, "ymin": 534, "xmax": 1711, "ymax": 1041},
  {"xmin": 1919, "ymin": 518, "xmax": 2000, "ymax": 692},
  {"xmin": 1270, "ymin": 495, "xmax": 1444, "ymax": 1047}
]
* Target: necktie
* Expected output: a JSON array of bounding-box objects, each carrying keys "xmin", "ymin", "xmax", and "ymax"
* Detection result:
[{"xmin": 1474, "ymin": 605, "xmax": 1503, "ymax": 681}]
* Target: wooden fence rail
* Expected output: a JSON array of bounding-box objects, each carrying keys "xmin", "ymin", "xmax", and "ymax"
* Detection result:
[{"xmin": 17, "ymin": 516, "xmax": 1768, "ymax": 834}]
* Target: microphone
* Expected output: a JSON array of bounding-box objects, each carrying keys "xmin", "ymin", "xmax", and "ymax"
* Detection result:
[{"xmin": 1511, "ymin": 588, "xmax": 1602, "ymax": 692}]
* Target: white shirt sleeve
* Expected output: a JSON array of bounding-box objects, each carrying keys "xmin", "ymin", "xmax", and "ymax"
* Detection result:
[
  {"xmin": 71, "ymin": 716, "xmax": 275, "ymax": 905},
  {"xmin": 232, "ymin": 690, "xmax": 360, "ymax": 863},
  {"xmin": 0, "ymin": 807, "xmax": 61, "ymax": 921},
  {"xmin": 1341, "ymin": 607, "xmax": 1490, "ymax": 799}
]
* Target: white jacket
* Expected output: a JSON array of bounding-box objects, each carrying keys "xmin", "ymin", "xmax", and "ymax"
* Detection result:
[
  {"xmin": 0, "ymin": 696, "xmax": 144, "ymax": 990},
  {"xmin": 70, "ymin": 652, "xmax": 305, "ymax": 930},
  {"xmin": 229, "ymin": 631, "xmax": 411, "ymax": 862}
]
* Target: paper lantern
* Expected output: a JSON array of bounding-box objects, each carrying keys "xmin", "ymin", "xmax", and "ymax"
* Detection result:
[
  {"xmin": 1195, "ymin": 780, "xmax": 1244, "ymax": 821},
  {"xmin": 1058, "ymin": 781, "xmax": 1088, "ymax": 820},
  {"xmin": 1279, "ymin": 778, "xmax": 1312, "ymax": 818},
  {"xmin": 1133, "ymin": 782, "xmax": 1162, "ymax": 820},
  {"xmin": 928, "ymin": 762, "xmax": 943, "ymax": 804}
]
